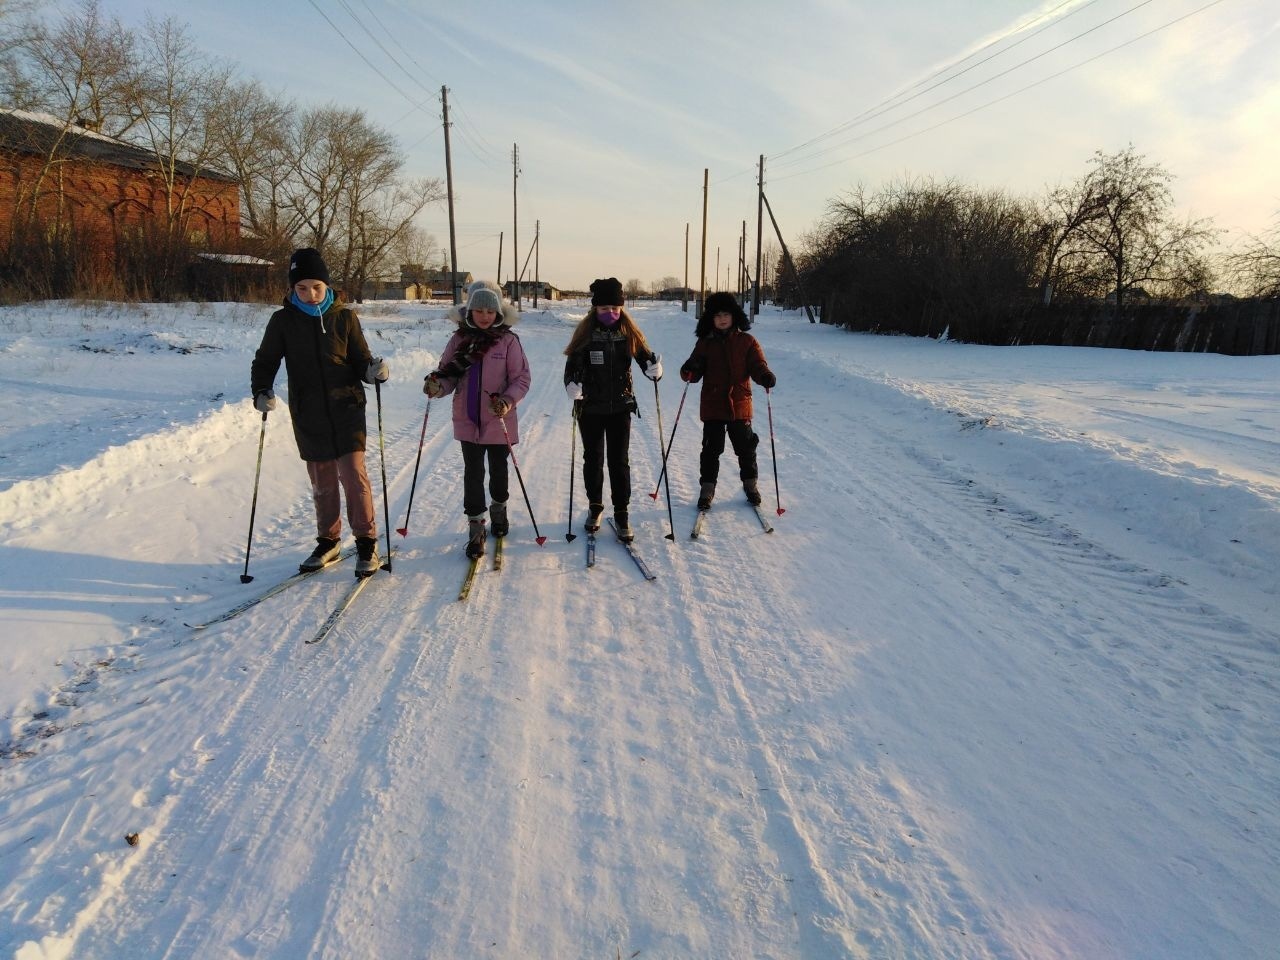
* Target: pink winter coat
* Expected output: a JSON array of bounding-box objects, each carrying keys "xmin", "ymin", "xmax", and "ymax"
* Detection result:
[{"xmin": 432, "ymin": 307, "xmax": 531, "ymax": 445}]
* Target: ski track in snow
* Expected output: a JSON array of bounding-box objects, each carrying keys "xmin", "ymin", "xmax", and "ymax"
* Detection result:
[{"xmin": 1, "ymin": 302, "xmax": 1278, "ymax": 959}]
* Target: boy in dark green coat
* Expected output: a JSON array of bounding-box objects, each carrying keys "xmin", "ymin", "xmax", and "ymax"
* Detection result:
[{"xmin": 250, "ymin": 248, "xmax": 389, "ymax": 576}]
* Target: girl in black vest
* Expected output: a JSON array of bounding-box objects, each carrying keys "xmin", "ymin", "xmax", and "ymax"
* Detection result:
[{"xmin": 562, "ymin": 277, "xmax": 662, "ymax": 542}]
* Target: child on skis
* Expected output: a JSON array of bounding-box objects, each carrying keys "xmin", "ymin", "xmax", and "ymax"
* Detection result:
[
  {"xmin": 563, "ymin": 277, "xmax": 662, "ymax": 543},
  {"xmin": 250, "ymin": 247, "xmax": 390, "ymax": 577},
  {"xmin": 679, "ymin": 291, "xmax": 776, "ymax": 510},
  {"xmin": 424, "ymin": 280, "xmax": 531, "ymax": 559}
]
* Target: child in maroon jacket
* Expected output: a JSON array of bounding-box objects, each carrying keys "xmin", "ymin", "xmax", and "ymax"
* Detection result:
[{"xmin": 679, "ymin": 292, "xmax": 776, "ymax": 510}]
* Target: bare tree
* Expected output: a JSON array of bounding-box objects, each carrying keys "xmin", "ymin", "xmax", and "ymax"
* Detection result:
[
  {"xmin": 284, "ymin": 106, "xmax": 367, "ymax": 254},
  {"xmin": 6, "ymin": 0, "xmax": 134, "ymax": 134},
  {"xmin": 343, "ymin": 177, "xmax": 446, "ymax": 299},
  {"xmin": 125, "ymin": 15, "xmax": 235, "ymax": 238},
  {"xmin": 387, "ymin": 225, "xmax": 441, "ymax": 280},
  {"xmin": 1072, "ymin": 146, "xmax": 1217, "ymax": 310},
  {"xmin": 204, "ymin": 77, "xmax": 296, "ymax": 251},
  {"xmin": 281, "ymin": 105, "xmax": 444, "ymax": 296},
  {"xmin": 1224, "ymin": 215, "xmax": 1280, "ymax": 298}
]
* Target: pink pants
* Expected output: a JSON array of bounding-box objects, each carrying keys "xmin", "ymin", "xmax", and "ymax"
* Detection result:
[{"xmin": 306, "ymin": 451, "xmax": 376, "ymax": 540}]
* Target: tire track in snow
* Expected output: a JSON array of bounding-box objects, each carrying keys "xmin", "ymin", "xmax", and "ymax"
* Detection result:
[
  {"xmin": 780, "ymin": 372, "xmax": 1280, "ymax": 956},
  {"xmin": 57, "ymin": 393, "xmax": 466, "ymax": 957},
  {"xmin": 667, "ymin": 500, "xmax": 1007, "ymax": 959},
  {"xmin": 64, "ymin": 573, "xmax": 429, "ymax": 958}
]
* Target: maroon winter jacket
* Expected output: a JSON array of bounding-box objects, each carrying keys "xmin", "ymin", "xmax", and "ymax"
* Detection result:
[{"xmin": 680, "ymin": 329, "xmax": 775, "ymax": 422}]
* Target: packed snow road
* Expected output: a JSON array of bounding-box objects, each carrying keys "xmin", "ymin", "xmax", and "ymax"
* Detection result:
[{"xmin": 1, "ymin": 300, "xmax": 1277, "ymax": 959}]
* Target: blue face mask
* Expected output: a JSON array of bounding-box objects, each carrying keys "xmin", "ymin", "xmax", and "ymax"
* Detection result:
[{"xmin": 596, "ymin": 307, "xmax": 621, "ymax": 327}]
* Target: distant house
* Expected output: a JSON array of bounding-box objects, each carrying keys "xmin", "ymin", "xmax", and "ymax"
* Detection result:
[
  {"xmin": 659, "ymin": 286, "xmax": 697, "ymax": 301},
  {"xmin": 429, "ymin": 268, "xmax": 474, "ymax": 300},
  {"xmin": 503, "ymin": 279, "xmax": 561, "ymax": 301},
  {"xmin": 359, "ymin": 265, "xmax": 476, "ymax": 302},
  {"xmin": 0, "ymin": 108, "xmax": 240, "ymax": 291}
]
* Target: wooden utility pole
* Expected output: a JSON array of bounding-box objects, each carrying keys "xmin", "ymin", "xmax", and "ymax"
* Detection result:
[
  {"xmin": 511, "ymin": 144, "xmax": 520, "ymax": 307},
  {"xmin": 753, "ymin": 154, "xmax": 764, "ymax": 316},
  {"xmin": 534, "ymin": 219, "xmax": 540, "ymax": 308},
  {"xmin": 740, "ymin": 220, "xmax": 747, "ymax": 301},
  {"xmin": 682, "ymin": 223, "xmax": 689, "ymax": 312},
  {"xmin": 518, "ymin": 233, "xmax": 537, "ymax": 301},
  {"xmin": 762, "ymin": 191, "xmax": 815, "ymax": 323},
  {"xmin": 496, "ymin": 230, "xmax": 503, "ymax": 286},
  {"xmin": 698, "ymin": 169, "xmax": 708, "ymax": 316},
  {"xmin": 441, "ymin": 86, "xmax": 460, "ymax": 304}
]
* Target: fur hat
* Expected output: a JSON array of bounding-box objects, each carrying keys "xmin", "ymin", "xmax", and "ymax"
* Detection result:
[
  {"xmin": 590, "ymin": 277, "xmax": 625, "ymax": 307},
  {"xmin": 288, "ymin": 247, "xmax": 329, "ymax": 286},
  {"xmin": 696, "ymin": 291, "xmax": 751, "ymax": 337}
]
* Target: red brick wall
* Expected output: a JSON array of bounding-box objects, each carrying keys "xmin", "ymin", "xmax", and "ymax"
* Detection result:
[{"xmin": 0, "ymin": 150, "xmax": 239, "ymax": 266}]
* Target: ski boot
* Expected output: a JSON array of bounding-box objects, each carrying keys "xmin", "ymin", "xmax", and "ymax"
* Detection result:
[
  {"xmin": 743, "ymin": 477, "xmax": 762, "ymax": 506},
  {"xmin": 466, "ymin": 515, "xmax": 487, "ymax": 559},
  {"xmin": 490, "ymin": 500, "xmax": 509, "ymax": 538},
  {"xmin": 300, "ymin": 537, "xmax": 341, "ymax": 573},
  {"xmin": 585, "ymin": 502, "xmax": 604, "ymax": 533},
  {"xmin": 354, "ymin": 537, "xmax": 380, "ymax": 577},
  {"xmin": 614, "ymin": 508, "xmax": 634, "ymax": 543},
  {"xmin": 697, "ymin": 482, "xmax": 716, "ymax": 511}
]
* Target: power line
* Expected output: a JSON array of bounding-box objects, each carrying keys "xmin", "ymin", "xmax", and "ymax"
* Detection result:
[
  {"xmin": 305, "ymin": 0, "xmax": 435, "ymax": 116},
  {"xmin": 710, "ymin": 0, "xmax": 1107, "ymax": 187},
  {"xmin": 771, "ymin": 0, "xmax": 1103, "ymax": 163},
  {"xmin": 351, "ymin": 0, "xmax": 442, "ymax": 88},
  {"xmin": 770, "ymin": 0, "xmax": 1162, "ymax": 172},
  {"xmin": 449, "ymin": 94, "xmax": 502, "ymax": 164},
  {"xmin": 769, "ymin": 0, "xmax": 1231, "ymax": 185}
]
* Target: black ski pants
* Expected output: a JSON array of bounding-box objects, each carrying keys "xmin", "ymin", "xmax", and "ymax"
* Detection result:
[
  {"xmin": 699, "ymin": 419, "xmax": 759, "ymax": 485},
  {"xmin": 460, "ymin": 441, "xmax": 509, "ymax": 517},
  {"xmin": 578, "ymin": 410, "xmax": 632, "ymax": 508}
]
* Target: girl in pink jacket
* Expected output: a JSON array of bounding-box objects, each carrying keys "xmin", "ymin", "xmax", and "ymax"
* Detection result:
[{"xmin": 424, "ymin": 281, "xmax": 531, "ymax": 558}]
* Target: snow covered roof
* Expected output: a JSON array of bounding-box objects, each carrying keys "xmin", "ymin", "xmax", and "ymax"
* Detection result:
[
  {"xmin": 196, "ymin": 253, "xmax": 274, "ymax": 266},
  {"xmin": 0, "ymin": 108, "xmax": 236, "ymax": 183}
]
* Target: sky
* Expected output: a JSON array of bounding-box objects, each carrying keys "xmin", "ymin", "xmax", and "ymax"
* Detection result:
[
  {"xmin": 61, "ymin": 0, "xmax": 1280, "ymax": 290},
  {"xmin": 2, "ymin": 297, "xmax": 1278, "ymax": 956}
]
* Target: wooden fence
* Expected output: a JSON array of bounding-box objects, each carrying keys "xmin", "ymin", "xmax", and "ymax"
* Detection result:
[{"xmin": 820, "ymin": 296, "xmax": 1280, "ymax": 356}]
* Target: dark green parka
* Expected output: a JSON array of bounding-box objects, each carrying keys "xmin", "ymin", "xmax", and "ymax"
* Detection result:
[{"xmin": 251, "ymin": 297, "xmax": 375, "ymax": 461}]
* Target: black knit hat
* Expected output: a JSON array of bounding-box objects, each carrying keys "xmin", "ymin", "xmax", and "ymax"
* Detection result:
[
  {"xmin": 289, "ymin": 247, "xmax": 330, "ymax": 286},
  {"xmin": 590, "ymin": 277, "xmax": 624, "ymax": 307}
]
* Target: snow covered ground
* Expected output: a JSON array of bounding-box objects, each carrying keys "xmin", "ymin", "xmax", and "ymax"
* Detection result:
[{"xmin": 1, "ymin": 297, "xmax": 1277, "ymax": 959}]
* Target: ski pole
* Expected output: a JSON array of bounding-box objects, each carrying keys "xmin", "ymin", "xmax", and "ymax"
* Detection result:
[
  {"xmin": 648, "ymin": 379, "xmax": 689, "ymax": 501},
  {"xmin": 652, "ymin": 378, "xmax": 675, "ymax": 540},
  {"xmin": 493, "ymin": 397, "xmax": 547, "ymax": 545},
  {"xmin": 766, "ymin": 387, "xmax": 784, "ymax": 516},
  {"xmin": 240, "ymin": 410, "xmax": 268, "ymax": 583},
  {"xmin": 396, "ymin": 398, "xmax": 432, "ymax": 537},
  {"xmin": 374, "ymin": 381, "xmax": 393, "ymax": 571},
  {"xmin": 565, "ymin": 405, "xmax": 578, "ymax": 542}
]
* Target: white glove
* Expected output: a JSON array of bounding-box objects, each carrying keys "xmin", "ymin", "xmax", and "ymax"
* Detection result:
[
  {"xmin": 644, "ymin": 355, "xmax": 663, "ymax": 382},
  {"xmin": 254, "ymin": 391, "xmax": 277, "ymax": 413},
  {"xmin": 424, "ymin": 375, "xmax": 444, "ymax": 398},
  {"xmin": 364, "ymin": 357, "xmax": 389, "ymax": 383},
  {"xmin": 565, "ymin": 381, "xmax": 583, "ymax": 401}
]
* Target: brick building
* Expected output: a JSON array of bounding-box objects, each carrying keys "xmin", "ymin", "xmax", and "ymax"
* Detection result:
[{"xmin": 0, "ymin": 108, "xmax": 240, "ymax": 290}]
